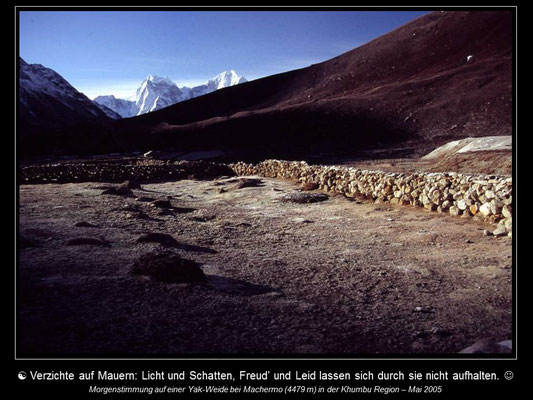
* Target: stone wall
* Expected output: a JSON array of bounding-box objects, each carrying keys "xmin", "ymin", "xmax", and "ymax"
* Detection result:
[
  {"xmin": 229, "ymin": 160, "xmax": 512, "ymax": 236},
  {"xmin": 19, "ymin": 160, "xmax": 235, "ymax": 184}
]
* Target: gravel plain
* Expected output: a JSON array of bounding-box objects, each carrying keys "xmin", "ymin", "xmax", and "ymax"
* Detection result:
[{"xmin": 18, "ymin": 175, "xmax": 512, "ymax": 356}]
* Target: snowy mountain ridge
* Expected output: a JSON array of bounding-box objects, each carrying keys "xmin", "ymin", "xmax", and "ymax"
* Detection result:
[
  {"xmin": 94, "ymin": 71, "xmax": 247, "ymax": 118},
  {"xmin": 92, "ymin": 95, "xmax": 137, "ymax": 119},
  {"xmin": 19, "ymin": 57, "xmax": 116, "ymax": 126},
  {"xmin": 208, "ymin": 70, "xmax": 247, "ymax": 90}
]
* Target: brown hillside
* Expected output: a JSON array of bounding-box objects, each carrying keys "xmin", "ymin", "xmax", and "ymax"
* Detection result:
[{"xmin": 114, "ymin": 11, "xmax": 512, "ymax": 161}]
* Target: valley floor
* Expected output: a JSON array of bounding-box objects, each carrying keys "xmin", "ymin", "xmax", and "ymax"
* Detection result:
[{"xmin": 18, "ymin": 176, "xmax": 512, "ymax": 355}]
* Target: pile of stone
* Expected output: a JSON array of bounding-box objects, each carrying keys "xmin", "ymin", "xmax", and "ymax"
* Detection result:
[
  {"xmin": 230, "ymin": 160, "xmax": 512, "ymax": 236},
  {"xmin": 19, "ymin": 160, "xmax": 235, "ymax": 184}
]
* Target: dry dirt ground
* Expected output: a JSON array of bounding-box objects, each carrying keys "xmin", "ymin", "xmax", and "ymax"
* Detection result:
[{"xmin": 18, "ymin": 176, "xmax": 512, "ymax": 356}]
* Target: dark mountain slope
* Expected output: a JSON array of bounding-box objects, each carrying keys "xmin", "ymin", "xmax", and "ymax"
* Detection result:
[
  {"xmin": 19, "ymin": 58, "xmax": 113, "ymax": 128},
  {"xmin": 18, "ymin": 58, "xmax": 117, "ymax": 157},
  {"xmin": 114, "ymin": 11, "xmax": 511, "ymax": 161}
]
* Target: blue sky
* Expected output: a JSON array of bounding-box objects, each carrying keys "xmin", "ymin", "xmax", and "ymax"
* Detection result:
[{"xmin": 19, "ymin": 10, "xmax": 428, "ymax": 99}]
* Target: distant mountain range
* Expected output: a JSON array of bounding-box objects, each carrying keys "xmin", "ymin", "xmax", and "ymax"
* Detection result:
[
  {"xmin": 93, "ymin": 71, "xmax": 247, "ymax": 118},
  {"xmin": 18, "ymin": 58, "xmax": 247, "ymax": 156}
]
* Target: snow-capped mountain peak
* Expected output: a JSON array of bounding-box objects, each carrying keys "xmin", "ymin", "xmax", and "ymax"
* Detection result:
[
  {"xmin": 208, "ymin": 70, "xmax": 247, "ymax": 90},
  {"xmin": 93, "ymin": 94, "xmax": 137, "ymax": 118},
  {"xmin": 146, "ymin": 75, "xmax": 175, "ymax": 85},
  {"xmin": 135, "ymin": 75, "xmax": 184, "ymax": 115},
  {"xmin": 94, "ymin": 70, "xmax": 247, "ymax": 118}
]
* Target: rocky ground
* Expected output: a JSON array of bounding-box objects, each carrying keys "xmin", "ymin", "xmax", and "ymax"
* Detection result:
[{"xmin": 17, "ymin": 173, "xmax": 512, "ymax": 356}]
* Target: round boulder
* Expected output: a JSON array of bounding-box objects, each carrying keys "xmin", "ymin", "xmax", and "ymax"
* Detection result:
[
  {"xmin": 281, "ymin": 192, "xmax": 328, "ymax": 204},
  {"xmin": 131, "ymin": 251, "xmax": 206, "ymax": 283}
]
